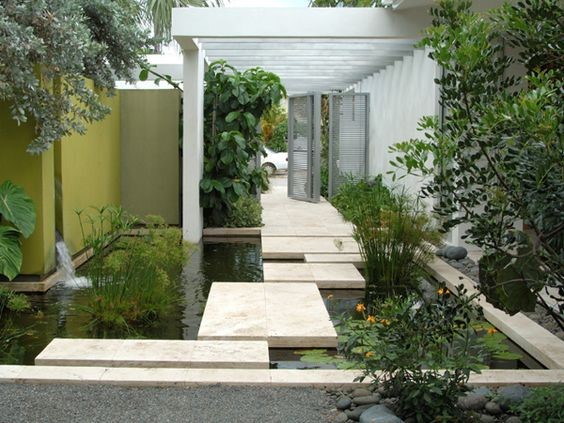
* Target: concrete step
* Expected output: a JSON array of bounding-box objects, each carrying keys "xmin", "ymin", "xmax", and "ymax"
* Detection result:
[
  {"xmin": 197, "ymin": 282, "xmax": 338, "ymax": 348},
  {"xmin": 35, "ymin": 339, "xmax": 270, "ymax": 369},
  {"xmin": 263, "ymin": 263, "xmax": 364, "ymax": 289},
  {"xmin": 304, "ymin": 253, "xmax": 364, "ymax": 269}
]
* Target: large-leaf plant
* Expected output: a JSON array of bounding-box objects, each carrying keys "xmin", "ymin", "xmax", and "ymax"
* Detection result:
[
  {"xmin": 0, "ymin": 181, "xmax": 36, "ymax": 281},
  {"xmin": 389, "ymin": 0, "xmax": 563, "ymax": 328},
  {"xmin": 202, "ymin": 61, "xmax": 286, "ymax": 226}
]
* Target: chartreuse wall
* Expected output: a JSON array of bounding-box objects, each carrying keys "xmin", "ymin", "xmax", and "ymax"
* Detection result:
[
  {"xmin": 55, "ymin": 90, "xmax": 121, "ymax": 256},
  {"xmin": 0, "ymin": 102, "xmax": 56, "ymax": 276},
  {"xmin": 120, "ymin": 89, "xmax": 180, "ymax": 225}
]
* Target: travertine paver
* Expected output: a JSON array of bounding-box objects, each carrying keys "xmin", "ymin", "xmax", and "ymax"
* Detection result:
[
  {"xmin": 304, "ymin": 253, "xmax": 364, "ymax": 268},
  {"xmin": 198, "ymin": 283, "xmax": 337, "ymax": 348},
  {"xmin": 35, "ymin": 338, "xmax": 270, "ymax": 369},
  {"xmin": 263, "ymin": 262, "xmax": 365, "ymax": 289},
  {"xmin": 262, "ymin": 236, "xmax": 360, "ymax": 259}
]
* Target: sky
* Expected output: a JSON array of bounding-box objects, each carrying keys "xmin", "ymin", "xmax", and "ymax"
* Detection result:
[{"xmin": 226, "ymin": 0, "xmax": 310, "ymax": 7}]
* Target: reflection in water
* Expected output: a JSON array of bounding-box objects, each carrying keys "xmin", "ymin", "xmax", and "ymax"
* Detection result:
[{"xmin": 4, "ymin": 240, "xmax": 263, "ymax": 365}]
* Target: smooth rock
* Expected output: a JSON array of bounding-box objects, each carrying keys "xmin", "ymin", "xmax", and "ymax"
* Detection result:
[
  {"xmin": 380, "ymin": 397, "xmax": 398, "ymax": 409},
  {"xmin": 359, "ymin": 405, "xmax": 404, "ymax": 423},
  {"xmin": 337, "ymin": 396, "xmax": 352, "ymax": 410},
  {"xmin": 479, "ymin": 414, "xmax": 496, "ymax": 423},
  {"xmin": 335, "ymin": 412, "xmax": 349, "ymax": 423},
  {"xmin": 435, "ymin": 247, "xmax": 447, "ymax": 257},
  {"xmin": 457, "ymin": 392, "xmax": 488, "ymax": 411},
  {"xmin": 345, "ymin": 405, "xmax": 372, "ymax": 421},
  {"xmin": 445, "ymin": 246, "xmax": 468, "ymax": 260},
  {"xmin": 353, "ymin": 394, "xmax": 381, "ymax": 406},
  {"xmin": 484, "ymin": 401, "xmax": 502, "ymax": 416},
  {"xmin": 505, "ymin": 417, "xmax": 522, "ymax": 423},
  {"xmin": 351, "ymin": 388, "xmax": 372, "ymax": 398},
  {"xmin": 496, "ymin": 385, "xmax": 530, "ymax": 411}
]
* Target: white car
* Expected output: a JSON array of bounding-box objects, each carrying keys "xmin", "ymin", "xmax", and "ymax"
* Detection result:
[{"xmin": 261, "ymin": 147, "xmax": 288, "ymax": 175}]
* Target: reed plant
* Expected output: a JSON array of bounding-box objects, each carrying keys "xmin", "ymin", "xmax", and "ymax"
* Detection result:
[{"xmin": 352, "ymin": 189, "xmax": 440, "ymax": 305}]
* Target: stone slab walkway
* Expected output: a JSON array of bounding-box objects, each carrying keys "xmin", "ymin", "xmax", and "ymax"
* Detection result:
[
  {"xmin": 264, "ymin": 262, "xmax": 365, "ymax": 289},
  {"xmin": 197, "ymin": 282, "xmax": 338, "ymax": 348},
  {"xmin": 35, "ymin": 339, "xmax": 270, "ymax": 369}
]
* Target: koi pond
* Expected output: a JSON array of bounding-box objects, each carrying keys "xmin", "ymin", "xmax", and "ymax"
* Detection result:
[{"xmin": 1, "ymin": 238, "xmax": 543, "ymax": 370}]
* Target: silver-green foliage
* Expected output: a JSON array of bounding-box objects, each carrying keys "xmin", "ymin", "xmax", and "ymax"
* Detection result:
[
  {"xmin": 0, "ymin": 0, "xmax": 149, "ymax": 153},
  {"xmin": 0, "ymin": 181, "xmax": 36, "ymax": 281}
]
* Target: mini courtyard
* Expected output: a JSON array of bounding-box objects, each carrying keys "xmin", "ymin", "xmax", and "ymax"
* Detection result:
[{"xmin": 1, "ymin": 1, "xmax": 563, "ymax": 422}]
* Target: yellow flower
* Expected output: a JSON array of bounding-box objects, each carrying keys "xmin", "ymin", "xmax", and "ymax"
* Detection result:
[
  {"xmin": 355, "ymin": 303, "xmax": 366, "ymax": 313},
  {"xmin": 380, "ymin": 319, "xmax": 391, "ymax": 326},
  {"xmin": 437, "ymin": 287, "xmax": 450, "ymax": 295},
  {"xmin": 365, "ymin": 351, "xmax": 375, "ymax": 358},
  {"xmin": 487, "ymin": 327, "xmax": 498, "ymax": 336},
  {"xmin": 366, "ymin": 315, "xmax": 376, "ymax": 324}
]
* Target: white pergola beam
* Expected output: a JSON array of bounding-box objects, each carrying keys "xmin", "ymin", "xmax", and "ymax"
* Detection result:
[{"xmin": 173, "ymin": 8, "xmax": 430, "ymax": 44}]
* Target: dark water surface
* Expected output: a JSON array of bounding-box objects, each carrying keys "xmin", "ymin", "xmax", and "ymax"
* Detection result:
[{"xmin": 3, "ymin": 240, "xmax": 263, "ymax": 365}]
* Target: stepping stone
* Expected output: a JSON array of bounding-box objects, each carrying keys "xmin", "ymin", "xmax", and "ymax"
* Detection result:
[
  {"xmin": 304, "ymin": 253, "xmax": 365, "ymax": 268},
  {"xmin": 198, "ymin": 282, "xmax": 337, "ymax": 348},
  {"xmin": 263, "ymin": 263, "xmax": 365, "ymax": 289},
  {"xmin": 35, "ymin": 338, "xmax": 270, "ymax": 369},
  {"xmin": 262, "ymin": 236, "xmax": 360, "ymax": 259}
]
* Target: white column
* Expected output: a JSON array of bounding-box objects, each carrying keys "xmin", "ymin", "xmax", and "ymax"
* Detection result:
[{"xmin": 182, "ymin": 47, "xmax": 205, "ymax": 243}]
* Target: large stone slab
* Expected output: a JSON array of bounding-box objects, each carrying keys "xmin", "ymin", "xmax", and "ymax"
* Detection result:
[
  {"xmin": 262, "ymin": 236, "xmax": 360, "ymax": 259},
  {"xmin": 263, "ymin": 262, "xmax": 364, "ymax": 289},
  {"xmin": 35, "ymin": 338, "xmax": 269, "ymax": 369},
  {"xmin": 198, "ymin": 282, "xmax": 337, "ymax": 348},
  {"xmin": 304, "ymin": 253, "xmax": 364, "ymax": 268}
]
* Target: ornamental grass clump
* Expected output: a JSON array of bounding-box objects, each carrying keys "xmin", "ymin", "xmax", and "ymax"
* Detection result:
[
  {"xmin": 339, "ymin": 284, "xmax": 486, "ymax": 422},
  {"xmin": 78, "ymin": 208, "xmax": 192, "ymax": 329},
  {"xmin": 352, "ymin": 189, "xmax": 440, "ymax": 305}
]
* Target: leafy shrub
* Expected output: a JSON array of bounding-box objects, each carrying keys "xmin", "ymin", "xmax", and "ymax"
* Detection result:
[
  {"xmin": 516, "ymin": 385, "xmax": 564, "ymax": 423},
  {"xmin": 0, "ymin": 286, "xmax": 30, "ymax": 363},
  {"xmin": 267, "ymin": 119, "xmax": 288, "ymax": 152},
  {"xmin": 224, "ymin": 195, "xmax": 263, "ymax": 228},
  {"xmin": 331, "ymin": 175, "xmax": 392, "ymax": 225},
  {"xmin": 201, "ymin": 61, "xmax": 286, "ymax": 227},
  {"xmin": 339, "ymin": 285, "xmax": 485, "ymax": 422},
  {"xmin": 0, "ymin": 181, "xmax": 36, "ymax": 281}
]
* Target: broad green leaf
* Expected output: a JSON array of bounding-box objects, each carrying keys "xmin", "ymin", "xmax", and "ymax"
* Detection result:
[
  {"xmin": 0, "ymin": 226, "xmax": 23, "ymax": 281},
  {"xmin": 225, "ymin": 111, "xmax": 240, "ymax": 123},
  {"xmin": 139, "ymin": 68, "xmax": 149, "ymax": 81},
  {"xmin": 0, "ymin": 181, "xmax": 36, "ymax": 238}
]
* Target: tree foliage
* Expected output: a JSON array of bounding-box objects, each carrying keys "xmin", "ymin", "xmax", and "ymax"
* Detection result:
[
  {"xmin": 309, "ymin": 0, "xmax": 384, "ymax": 6},
  {"xmin": 0, "ymin": 0, "xmax": 149, "ymax": 153},
  {"xmin": 201, "ymin": 61, "xmax": 286, "ymax": 227},
  {"xmin": 389, "ymin": 0, "xmax": 563, "ymax": 327}
]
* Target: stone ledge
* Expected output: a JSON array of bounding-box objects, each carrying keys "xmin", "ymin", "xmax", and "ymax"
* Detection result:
[
  {"xmin": 1, "ymin": 366, "xmax": 563, "ymax": 388},
  {"xmin": 203, "ymin": 227, "xmax": 262, "ymax": 237},
  {"xmin": 426, "ymin": 258, "xmax": 564, "ymax": 370}
]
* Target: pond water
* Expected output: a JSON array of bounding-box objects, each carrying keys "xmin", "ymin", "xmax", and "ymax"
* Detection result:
[{"xmin": 3, "ymin": 240, "xmax": 263, "ymax": 365}]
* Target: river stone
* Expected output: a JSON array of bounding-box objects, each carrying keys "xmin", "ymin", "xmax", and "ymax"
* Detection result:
[
  {"xmin": 479, "ymin": 414, "xmax": 496, "ymax": 423},
  {"xmin": 359, "ymin": 405, "xmax": 404, "ymax": 423},
  {"xmin": 457, "ymin": 391, "xmax": 488, "ymax": 411},
  {"xmin": 353, "ymin": 394, "xmax": 381, "ymax": 406},
  {"xmin": 351, "ymin": 388, "xmax": 372, "ymax": 398},
  {"xmin": 484, "ymin": 401, "xmax": 502, "ymax": 416},
  {"xmin": 345, "ymin": 405, "xmax": 372, "ymax": 421},
  {"xmin": 445, "ymin": 246, "xmax": 468, "ymax": 260},
  {"xmin": 335, "ymin": 412, "xmax": 349, "ymax": 423},
  {"xmin": 496, "ymin": 385, "xmax": 530, "ymax": 411},
  {"xmin": 337, "ymin": 396, "xmax": 352, "ymax": 410},
  {"xmin": 505, "ymin": 417, "xmax": 522, "ymax": 423}
]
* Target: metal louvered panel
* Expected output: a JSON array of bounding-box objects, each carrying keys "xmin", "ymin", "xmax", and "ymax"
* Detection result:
[
  {"xmin": 288, "ymin": 94, "xmax": 321, "ymax": 202},
  {"xmin": 328, "ymin": 93, "xmax": 369, "ymax": 198}
]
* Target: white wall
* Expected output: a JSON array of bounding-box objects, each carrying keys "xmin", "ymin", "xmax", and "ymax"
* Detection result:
[{"xmin": 354, "ymin": 49, "xmax": 439, "ymax": 201}]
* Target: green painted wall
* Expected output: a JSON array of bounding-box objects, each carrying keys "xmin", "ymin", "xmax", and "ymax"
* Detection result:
[
  {"xmin": 0, "ymin": 103, "xmax": 56, "ymax": 276},
  {"xmin": 55, "ymin": 91, "xmax": 121, "ymax": 256},
  {"xmin": 120, "ymin": 89, "xmax": 180, "ymax": 225}
]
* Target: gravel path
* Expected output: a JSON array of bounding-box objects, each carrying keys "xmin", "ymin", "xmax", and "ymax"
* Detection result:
[{"xmin": 0, "ymin": 383, "xmax": 336, "ymax": 423}]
